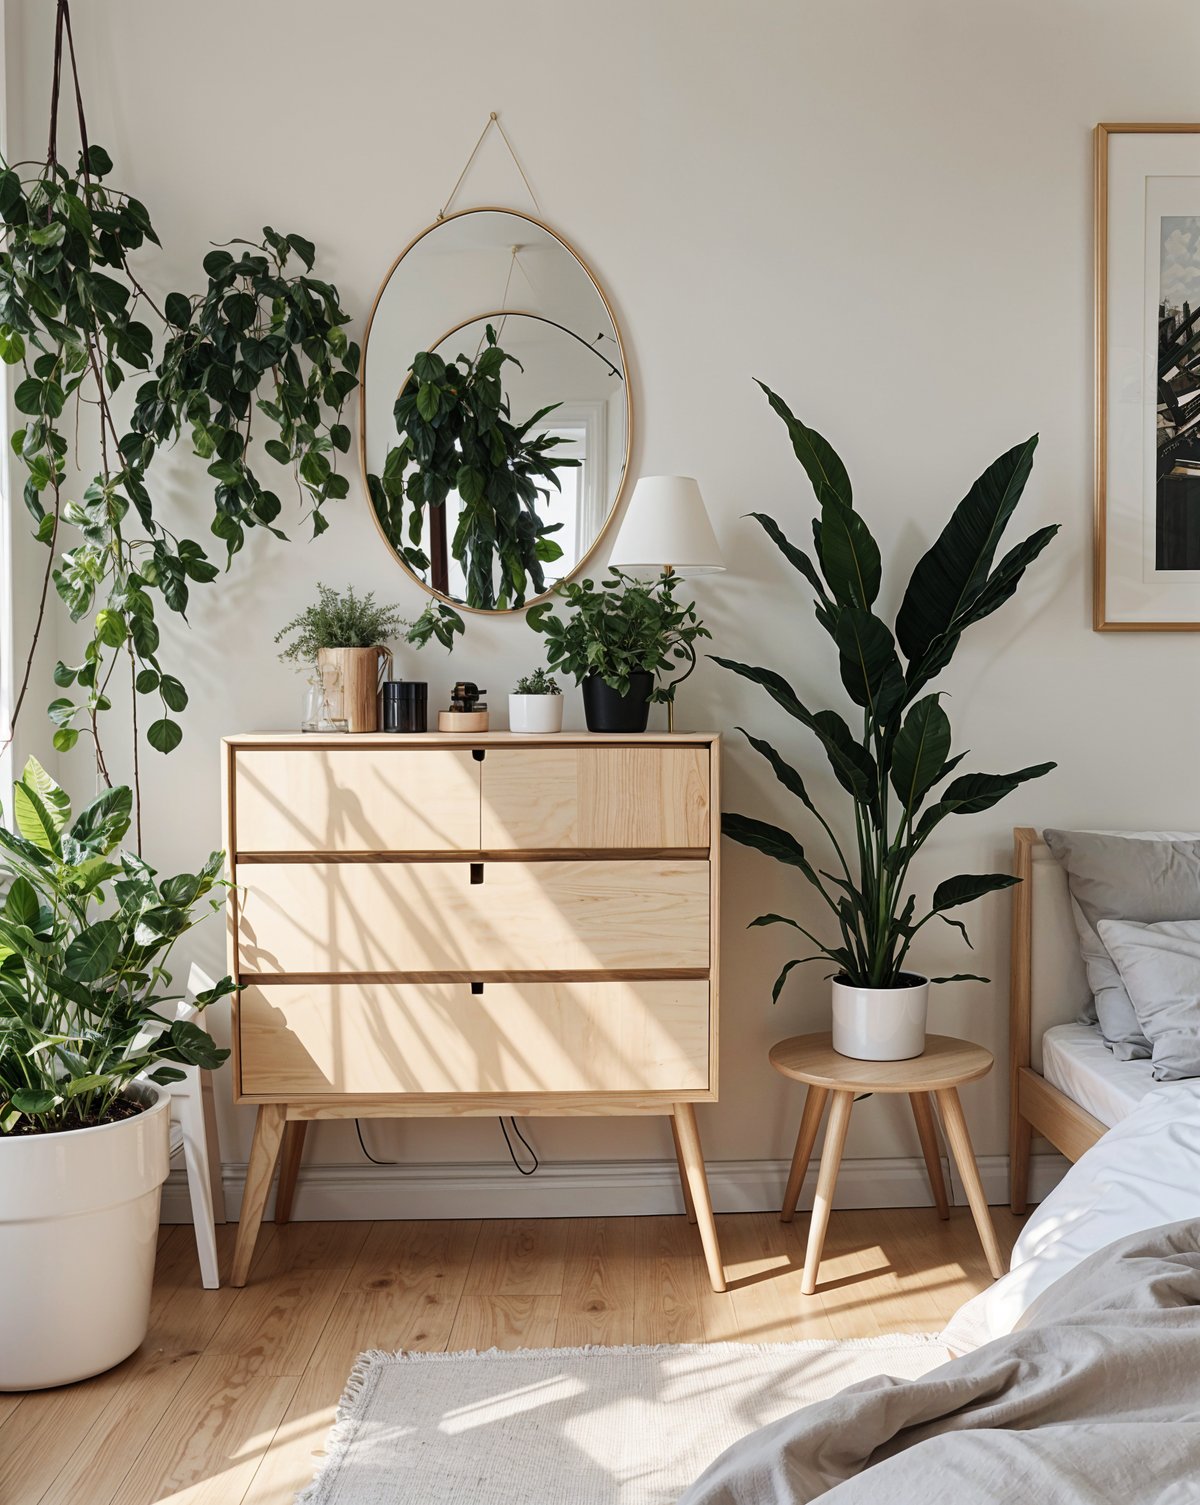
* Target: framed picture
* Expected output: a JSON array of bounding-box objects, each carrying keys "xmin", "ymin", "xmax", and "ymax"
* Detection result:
[{"xmin": 1095, "ymin": 122, "xmax": 1200, "ymax": 630}]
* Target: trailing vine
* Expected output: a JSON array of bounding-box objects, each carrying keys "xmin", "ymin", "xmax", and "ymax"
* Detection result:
[{"xmin": 0, "ymin": 0, "xmax": 358, "ymax": 843}]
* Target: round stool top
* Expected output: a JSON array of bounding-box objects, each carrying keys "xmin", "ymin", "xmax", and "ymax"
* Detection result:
[{"xmin": 769, "ymin": 1032, "xmax": 993, "ymax": 1093}]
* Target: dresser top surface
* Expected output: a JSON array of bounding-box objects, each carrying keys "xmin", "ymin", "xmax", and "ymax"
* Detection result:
[{"xmin": 225, "ymin": 731, "xmax": 720, "ymax": 747}]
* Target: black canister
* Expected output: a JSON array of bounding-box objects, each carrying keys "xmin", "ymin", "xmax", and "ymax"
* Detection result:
[{"xmin": 382, "ymin": 681, "xmax": 428, "ymax": 733}]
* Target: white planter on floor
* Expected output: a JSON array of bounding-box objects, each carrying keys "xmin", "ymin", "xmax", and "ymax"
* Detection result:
[
  {"xmin": 0, "ymin": 1081, "xmax": 171, "ymax": 1390},
  {"xmin": 831, "ymin": 975, "xmax": 929, "ymax": 1061},
  {"xmin": 508, "ymin": 693, "xmax": 564, "ymax": 735}
]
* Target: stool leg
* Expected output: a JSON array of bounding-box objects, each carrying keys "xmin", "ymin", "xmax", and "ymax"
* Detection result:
[
  {"xmin": 781, "ymin": 1085, "xmax": 828, "ymax": 1222},
  {"xmin": 909, "ymin": 1091, "xmax": 949, "ymax": 1220},
  {"xmin": 801, "ymin": 1090, "xmax": 854, "ymax": 1295},
  {"xmin": 935, "ymin": 1087, "xmax": 1006, "ymax": 1279}
]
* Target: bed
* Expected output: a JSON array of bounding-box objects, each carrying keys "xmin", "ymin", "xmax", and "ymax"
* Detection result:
[{"xmin": 1008, "ymin": 826, "xmax": 1162, "ymax": 1208}]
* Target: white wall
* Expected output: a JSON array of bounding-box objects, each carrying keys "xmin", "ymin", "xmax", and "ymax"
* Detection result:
[{"xmin": 7, "ymin": 0, "xmax": 1200, "ymax": 1207}]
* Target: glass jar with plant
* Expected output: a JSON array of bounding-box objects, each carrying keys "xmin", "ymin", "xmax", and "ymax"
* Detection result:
[
  {"xmin": 0, "ymin": 757, "xmax": 236, "ymax": 1386},
  {"xmin": 716, "ymin": 383, "xmax": 1058, "ymax": 1061},
  {"xmin": 509, "ymin": 667, "xmax": 563, "ymax": 736},
  {"xmin": 275, "ymin": 583, "xmax": 464, "ymax": 733},
  {"xmin": 527, "ymin": 569, "xmax": 710, "ymax": 734}
]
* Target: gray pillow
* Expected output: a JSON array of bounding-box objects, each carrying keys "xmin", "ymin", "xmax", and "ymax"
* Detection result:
[
  {"xmin": 1043, "ymin": 830, "xmax": 1200, "ymax": 1058},
  {"xmin": 1096, "ymin": 918, "xmax": 1200, "ymax": 1080}
]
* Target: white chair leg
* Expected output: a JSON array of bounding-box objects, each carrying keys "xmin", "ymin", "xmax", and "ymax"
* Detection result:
[{"xmin": 178, "ymin": 1084, "xmax": 220, "ymax": 1289}]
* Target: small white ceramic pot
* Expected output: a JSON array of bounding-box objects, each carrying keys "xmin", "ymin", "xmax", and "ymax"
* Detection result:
[
  {"xmin": 508, "ymin": 693, "xmax": 564, "ymax": 735},
  {"xmin": 0, "ymin": 1081, "xmax": 171, "ymax": 1390},
  {"xmin": 831, "ymin": 975, "xmax": 929, "ymax": 1061}
]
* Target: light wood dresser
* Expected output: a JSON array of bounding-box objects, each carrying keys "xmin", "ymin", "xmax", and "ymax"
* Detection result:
[{"xmin": 223, "ymin": 731, "xmax": 724, "ymax": 1289}]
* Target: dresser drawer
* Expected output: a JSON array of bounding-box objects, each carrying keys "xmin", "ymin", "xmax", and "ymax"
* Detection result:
[
  {"xmin": 238, "ymin": 979, "xmax": 710, "ymax": 1097},
  {"xmin": 480, "ymin": 746, "xmax": 709, "ymax": 850},
  {"xmin": 236, "ymin": 859, "xmax": 710, "ymax": 974},
  {"xmin": 232, "ymin": 748, "xmax": 480, "ymax": 853}
]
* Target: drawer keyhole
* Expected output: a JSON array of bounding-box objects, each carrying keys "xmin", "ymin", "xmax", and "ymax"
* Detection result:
[{"xmin": 470, "ymin": 862, "xmax": 484, "ymax": 885}]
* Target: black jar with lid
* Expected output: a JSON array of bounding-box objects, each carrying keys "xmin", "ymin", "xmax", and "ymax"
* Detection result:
[{"xmin": 382, "ymin": 681, "xmax": 428, "ymax": 733}]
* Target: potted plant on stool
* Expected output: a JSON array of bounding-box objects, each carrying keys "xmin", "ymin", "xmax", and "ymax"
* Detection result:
[
  {"xmin": 528, "ymin": 569, "xmax": 710, "ymax": 733},
  {"xmin": 717, "ymin": 384, "xmax": 1058, "ymax": 1060},
  {"xmin": 0, "ymin": 759, "xmax": 236, "ymax": 1389},
  {"xmin": 509, "ymin": 668, "xmax": 564, "ymax": 734}
]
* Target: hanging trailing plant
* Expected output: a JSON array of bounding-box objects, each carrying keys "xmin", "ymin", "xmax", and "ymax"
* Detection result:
[
  {"xmin": 366, "ymin": 325, "xmax": 577, "ymax": 610},
  {"xmin": 0, "ymin": 0, "xmax": 358, "ymax": 841}
]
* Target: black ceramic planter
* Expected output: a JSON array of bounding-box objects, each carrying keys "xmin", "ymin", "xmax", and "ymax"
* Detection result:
[{"xmin": 582, "ymin": 671, "xmax": 652, "ymax": 733}]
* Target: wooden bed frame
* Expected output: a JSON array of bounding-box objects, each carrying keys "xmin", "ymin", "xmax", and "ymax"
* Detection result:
[{"xmin": 1009, "ymin": 827, "xmax": 1108, "ymax": 1213}]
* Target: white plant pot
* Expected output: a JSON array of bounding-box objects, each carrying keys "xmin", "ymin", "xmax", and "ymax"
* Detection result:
[
  {"xmin": 831, "ymin": 975, "xmax": 929, "ymax": 1061},
  {"xmin": 508, "ymin": 693, "xmax": 564, "ymax": 735},
  {"xmin": 0, "ymin": 1081, "xmax": 171, "ymax": 1390}
]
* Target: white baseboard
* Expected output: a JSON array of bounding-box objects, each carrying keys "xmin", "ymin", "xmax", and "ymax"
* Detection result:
[{"xmin": 161, "ymin": 1151, "xmax": 1069, "ymax": 1224}]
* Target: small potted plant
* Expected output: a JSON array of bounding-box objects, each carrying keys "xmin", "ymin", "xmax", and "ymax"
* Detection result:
[
  {"xmin": 509, "ymin": 668, "xmax": 564, "ymax": 735},
  {"xmin": 0, "ymin": 759, "xmax": 236, "ymax": 1389},
  {"xmin": 276, "ymin": 584, "xmax": 464, "ymax": 732},
  {"xmin": 527, "ymin": 570, "xmax": 710, "ymax": 733}
]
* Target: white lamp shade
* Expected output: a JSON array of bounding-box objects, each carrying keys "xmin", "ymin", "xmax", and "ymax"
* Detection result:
[{"xmin": 608, "ymin": 475, "xmax": 725, "ymax": 576}]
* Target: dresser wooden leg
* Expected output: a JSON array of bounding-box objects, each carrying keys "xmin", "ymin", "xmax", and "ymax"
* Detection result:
[
  {"xmin": 230, "ymin": 1102, "xmax": 287, "ymax": 1288},
  {"xmin": 909, "ymin": 1091, "xmax": 949, "ymax": 1220},
  {"xmin": 935, "ymin": 1087, "xmax": 1006, "ymax": 1279},
  {"xmin": 781, "ymin": 1085, "xmax": 829, "ymax": 1223},
  {"xmin": 274, "ymin": 1120, "xmax": 308, "ymax": 1226},
  {"xmin": 669, "ymin": 1115, "xmax": 698, "ymax": 1224},
  {"xmin": 801, "ymin": 1089, "xmax": 854, "ymax": 1295},
  {"xmin": 672, "ymin": 1103, "xmax": 726, "ymax": 1292}
]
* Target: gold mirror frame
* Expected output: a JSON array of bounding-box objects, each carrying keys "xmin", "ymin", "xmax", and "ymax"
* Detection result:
[{"xmin": 358, "ymin": 207, "xmax": 634, "ymax": 616}]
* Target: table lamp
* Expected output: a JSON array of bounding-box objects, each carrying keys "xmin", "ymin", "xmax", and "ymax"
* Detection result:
[{"xmin": 608, "ymin": 475, "xmax": 725, "ymax": 731}]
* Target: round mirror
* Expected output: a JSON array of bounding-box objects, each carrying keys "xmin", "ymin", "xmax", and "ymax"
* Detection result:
[{"xmin": 360, "ymin": 209, "xmax": 631, "ymax": 612}]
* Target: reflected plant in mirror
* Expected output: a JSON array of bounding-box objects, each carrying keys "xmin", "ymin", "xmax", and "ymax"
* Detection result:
[
  {"xmin": 360, "ymin": 209, "xmax": 631, "ymax": 614},
  {"xmin": 366, "ymin": 325, "xmax": 579, "ymax": 610}
]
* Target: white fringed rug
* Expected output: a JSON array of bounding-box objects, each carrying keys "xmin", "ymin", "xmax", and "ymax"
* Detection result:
[{"xmin": 297, "ymin": 1336, "xmax": 947, "ymax": 1505}]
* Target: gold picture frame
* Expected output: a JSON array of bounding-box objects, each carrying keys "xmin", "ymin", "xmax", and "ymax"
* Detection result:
[{"xmin": 1095, "ymin": 122, "xmax": 1200, "ymax": 630}]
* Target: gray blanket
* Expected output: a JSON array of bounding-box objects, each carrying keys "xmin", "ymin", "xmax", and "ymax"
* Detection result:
[{"xmin": 678, "ymin": 1220, "xmax": 1200, "ymax": 1504}]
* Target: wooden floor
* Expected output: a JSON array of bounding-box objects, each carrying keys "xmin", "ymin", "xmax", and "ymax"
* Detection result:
[{"xmin": 2, "ymin": 1207, "xmax": 1024, "ymax": 1505}]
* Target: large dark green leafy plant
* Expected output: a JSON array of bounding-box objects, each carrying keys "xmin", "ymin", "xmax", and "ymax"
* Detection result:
[
  {"xmin": 0, "ymin": 758, "xmax": 233, "ymax": 1136},
  {"xmin": 367, "ymin": 325, "xmax": 578, "ymax": 610},
  {"xmin": 528, "ymin": 569, "xmax": 710, "ymax": 704},
  {"xmin": 0, "ymin": 2, "xmax": 358, "ymax": 837},
  {"xmin": 718, "ymin": 384, "xmax": 1058, "ymax": 996}
]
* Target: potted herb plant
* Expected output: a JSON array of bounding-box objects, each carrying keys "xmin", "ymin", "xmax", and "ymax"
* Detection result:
[
  {"xmin": 276, "ymin": 584, "xmax": 464, "ymax": 732},
  {"xmin": 528, "ymin": 569, "xmax": 710, "ymax": 733},
  {"xmin": 509, "ymin": 668, "xmax": 564, "ymax": 735},
  {"xmin": 717, "ymin": 384, "xmax": 1058, "ymax": 1060},
  {"xmin": 0, "ymin": 759, "xmax": 235, "ymax": 1389}
]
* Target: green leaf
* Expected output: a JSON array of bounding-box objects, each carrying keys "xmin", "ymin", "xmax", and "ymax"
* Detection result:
[
  {"xmin": 164, "ymin": 291, "xmax": 192, "ymax": 328},
  {"xmin": 84, "ymin": 144, "xmax": 114, "ymax": 176},
  {"xmin": 930, "ymin": 872, "xmax": 1019, "ymax": 912},
  {"xmin": 916, "ymin": 762, "xmax": 1056, "ymax": 839},
  {"xmin": 158, "ymin": 674, "xmax": 189, "ymax": 712},
  {"xmin": 94, "ymin": 607, "xmax": 127, "ymax": 646},
  {"xmin": 833, "ymin": 608, "xmax": 904, "ymax": 721},
  {"xmin": 895, "ymin": 435, "xmax": 1038, "ymax": 676},
  {"xmin": 147, "ymin": 717, "xmax": 183, "ymax": 753},
  {"xmin": 411, "ymin": 351, "xmax": 446, "ymax": 383},
  {"xmin": 747, "ymin": 511, "xmax": 837, "ymax": 628},
  {"xmin": 62, "ymin": 919, "xmax": 121, "ymax": 981},
  {"xmin": 721, "ymin": 812, "xmax": 825, "ymax": 892},
  {"xmin": 135, "ymin": 668, "xmax": 160, "ymax": 693},
  {"xmin": 68, "ymin": 784, "xmax": 132, "ymax": 852},
  {"xmin": 286, "ymin": 233, "xmax": 316, "ymax": 271},
  {"xmin": 163, "ymin": 1018, "xmax": 228, "ymax": 1070},
  {"xmin": 755, "ymin": 381, "xmax": 851, "ymax": 507},
  {"xmin": 0, "ymin": 327, "xmax": 25, "ymax": 364},
  {"xmin": 4, "ymin": 875, "xmax": 40, "ymax": 928},
  {"xmin": 819, "ymin": 498, "xmax": 881, "ymax": 609},
  {"xmin": 13, "ymin": 781, "xmax": 64, "ymax": 855},
  {"xmin": 415, "ymin": 382, "xmax": 441, "ymax": 422},
  {"xmin": 890, "ymin": 695, "xmax": 951, "ymax": 810},
  {"xmin": 930, "ymin": 973, "xmax": 989, "ymax": 984},
  {"xmin": 20, "ymin": 756, "xmax": 70, "ymax": 831},
  {"xmin": 11, "ymin": 1088, "xmax": 58, "ymax": 1115}
]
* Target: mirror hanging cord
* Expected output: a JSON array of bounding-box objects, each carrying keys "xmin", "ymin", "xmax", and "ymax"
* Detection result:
[{"xmin": 438, "ymin": 111, "xmax": 542, "ymax": 220}]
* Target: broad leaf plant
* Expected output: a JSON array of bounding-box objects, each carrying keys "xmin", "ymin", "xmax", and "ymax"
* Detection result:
[{"xmin": 718, "ymin": 383, "xmax": 1059, "ymax": 997}]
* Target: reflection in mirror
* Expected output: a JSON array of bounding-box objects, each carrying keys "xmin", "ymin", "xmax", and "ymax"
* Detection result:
[{"xmin": 361, "ymin": 210, "xmax": 630, "ymax": 612}]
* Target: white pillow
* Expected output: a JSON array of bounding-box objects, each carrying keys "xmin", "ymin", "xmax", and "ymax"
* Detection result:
[{"xmin": 1098, "ymin": 918, "xmax": 1200, "ymax": 1080}]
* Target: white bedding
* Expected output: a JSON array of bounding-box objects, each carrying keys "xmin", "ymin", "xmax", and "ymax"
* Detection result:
[
  {"xmin": 1041, "ymin": 1021, "xmax": 1158, "ymax": 1126},
  {"xmin": 944, "ymin": 1077, "xmax": 1200, "ymax": 1351}
]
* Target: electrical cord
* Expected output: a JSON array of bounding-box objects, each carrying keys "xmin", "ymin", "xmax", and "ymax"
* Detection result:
[
  {"xmin": 354, "ymin": 1116, "xmax": 540, "ymax": 1174},
  {"xmin": 500, "ymin": 1116, "xmax": 539, "ymax": 1175}
]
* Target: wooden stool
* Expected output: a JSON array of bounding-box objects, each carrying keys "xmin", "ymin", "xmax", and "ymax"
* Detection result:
[{"xmin": 769, "ymin": 1032, "xmax": 1004, "ymax": 1294}]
